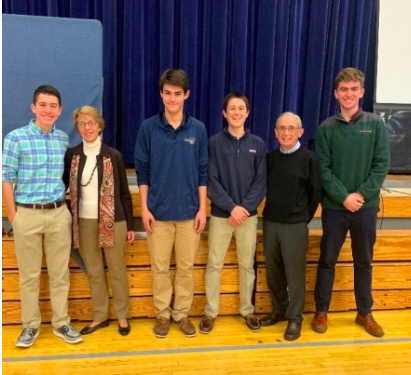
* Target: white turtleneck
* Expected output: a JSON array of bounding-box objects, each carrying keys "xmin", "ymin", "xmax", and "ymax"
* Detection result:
[{"xmin": 79, "ymin": 137, "xmax": 101, "ymax": 219}]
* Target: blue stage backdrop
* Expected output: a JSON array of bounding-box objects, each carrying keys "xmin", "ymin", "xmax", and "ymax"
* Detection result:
[
  {"xmin": 2, "ymin": 1, "xmax": 378, "ymax": 163},
  {"xmin": 2, "ymin": 14, "xmax": 103, "ymax": 146}
]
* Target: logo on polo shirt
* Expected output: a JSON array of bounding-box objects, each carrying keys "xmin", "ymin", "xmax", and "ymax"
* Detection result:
[
  {"xmin": 184, "ymin": 137, "xmax": 196, "ymax": 145},
  {"xmin": 249, "ymin": 149, "xmax": 257, "ymax": 153}
]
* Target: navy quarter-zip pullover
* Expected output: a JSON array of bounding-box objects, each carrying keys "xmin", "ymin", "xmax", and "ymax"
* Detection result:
[{"xmin": 208, "ymin": 128, "xmax": 266, "ymax": 218}]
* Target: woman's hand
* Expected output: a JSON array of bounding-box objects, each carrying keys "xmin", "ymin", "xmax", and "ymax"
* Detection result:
[{"xmin": 126, "ymin": 231, "xmax": 135, "ymax": 243}]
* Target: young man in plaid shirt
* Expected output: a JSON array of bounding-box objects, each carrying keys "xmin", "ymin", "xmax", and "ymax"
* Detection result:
[{"xmin": 2, "ymin": 85, "xmax": 83, "ymax": 347}]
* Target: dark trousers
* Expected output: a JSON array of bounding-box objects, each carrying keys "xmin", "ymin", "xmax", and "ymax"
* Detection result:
[
  {"xmin": 314, "ymin": 207, "xmax": 379, "ymax": 315},
  {"xmin": 263, "ymin": 220, "xmax": 308, "ymax": 323}
]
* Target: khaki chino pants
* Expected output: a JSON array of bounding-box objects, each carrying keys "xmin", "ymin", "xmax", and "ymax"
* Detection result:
[
  {"xmin": 205, "ymin": 215, "xmax": 258, "ymax": 317},
  {"xmin": 78, "ymin": 219, "xmax": 129, "ymax": 321},
  {"xmin": 147, "ymin": 220, "xmax": 200, "ymax": 321},
  {"xmin": 12, "ymin": 205, "xmax": 72, "ymax": 329}
]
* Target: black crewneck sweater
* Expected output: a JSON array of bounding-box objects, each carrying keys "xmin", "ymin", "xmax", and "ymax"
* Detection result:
[{"xmin": 262, "ymin": 146, "xmax": 322, "ymax": 223}]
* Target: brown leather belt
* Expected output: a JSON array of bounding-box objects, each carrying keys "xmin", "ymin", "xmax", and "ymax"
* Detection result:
[{"xmin": 16, "ymin": 201, "xmax": 65, "ymax": 210}]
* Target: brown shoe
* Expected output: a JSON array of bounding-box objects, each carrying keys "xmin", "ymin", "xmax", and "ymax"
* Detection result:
[
  {"xmin": 174, "ymin": 317, "xmax": 196, "ymax": 337},
  {"xmin": 355, "ymin": 313, "xmax": 385, "ymax": 337},
  {"xmin": 284, "ymin": 321, "xmax": 301, "ymax": 341},
  {"xmin": 199, "ymin": 316, "xmax": 215, "ymax": 334},
  {"xmin": 154, "ymin": 317, "xmax": 170, "ymax": 338},
  {"xmin": 242, "ymin": 314, "xmax": 261, "ymax": 332},
  {"xmin": 312, "ymin": 311, "xmax": 328, "ymax": 333},
  {"xmin": 260, "ymin": 312, "xmax": 287, "ymax": 327}
]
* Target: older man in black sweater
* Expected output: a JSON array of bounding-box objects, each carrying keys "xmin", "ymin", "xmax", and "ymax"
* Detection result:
[{"xmin": 261, "ymin": 112, "xmax": 322, "ymax": 341}]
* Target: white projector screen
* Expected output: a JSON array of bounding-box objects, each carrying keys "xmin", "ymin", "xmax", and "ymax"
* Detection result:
[{"xmin": 376, "ymin": 0, "xmax": 411, "ymax": 104}]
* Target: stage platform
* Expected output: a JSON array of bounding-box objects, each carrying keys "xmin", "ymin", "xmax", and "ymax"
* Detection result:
[{"xmin": 123, "ymin": 174, "xmax": 411, "ymax": 232}]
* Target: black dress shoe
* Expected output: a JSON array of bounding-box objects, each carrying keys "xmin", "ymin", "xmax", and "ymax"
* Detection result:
[
  {"xmin": 118, "ymin": 321, "xmax": 131, "ymax": 336},
  {"xmin": 260, "ymin": 312, "xmax": 287, "ymax": 327},
  {"xmin": 80, "ymin": 319, "xmax": 110, "ymax": 335},
  {"xmin": 284, "ymin": 321, "xmax": 301, "ymax": 341}
]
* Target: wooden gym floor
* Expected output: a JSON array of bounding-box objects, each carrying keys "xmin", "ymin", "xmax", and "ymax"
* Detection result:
[{"xmin": 2, "ymin": 310, "xmax": 411, "ymax": 375}]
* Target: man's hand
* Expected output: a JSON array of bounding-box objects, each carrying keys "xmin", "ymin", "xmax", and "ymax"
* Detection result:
[
  {"xmin": 142, "ymin": 208, "xmax": 156, "ymax": 235},
  {"xmin": 343, "ymin": 192, "xmax": 365, "ymax": 212},
  {"xmin": 229, "ymin": 206, "xmax": 250, "ymax": 226},
  {"xmin": 2, "ymin": 181, "xmax": 16, "ymax": 223},
  {"xmin": 194, "ymin": 208, "xmax": 207, "ymax": 234},
  {"xmin": 7, "ymin": 209, "xmax": 16, "ymax": 224},
  {"xmin": 227, "ymin": 215, "xmax": 245, "ymax": 226}
]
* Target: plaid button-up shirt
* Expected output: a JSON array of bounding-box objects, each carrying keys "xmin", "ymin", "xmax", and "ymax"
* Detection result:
[{"xmin": 2, "ymin": 120, "xmax": 69, "ymax": 204}]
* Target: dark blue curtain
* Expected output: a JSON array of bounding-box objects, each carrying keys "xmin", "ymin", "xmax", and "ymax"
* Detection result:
[{"xmin": 2, "ymin": 0, "xmax": 377, "ymax": 163}]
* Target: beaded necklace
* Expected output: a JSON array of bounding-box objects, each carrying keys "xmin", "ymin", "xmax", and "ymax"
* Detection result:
[
  {"xmin": 81, "ymin": 160, "xmax": 98, "ymax": 187},
  {"xmin": 82, "ymin": 139, "xmax": 101, "ymax": 187}
]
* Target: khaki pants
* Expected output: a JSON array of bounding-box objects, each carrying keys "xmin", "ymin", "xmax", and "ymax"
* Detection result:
[
  {"xmin": 12, "ymin": 205, "xmax": 72, "ymax": 329},
  {"xmin": 205, "ymin": 215, "xmax": 258, "ymax": 317},
  {"xmin": 78, "ymin": 219, "xmax": 129, "ymax": 321},
  {"xmin": 147, "ymin": 220, "xmax": 200, "ymax": 321}
]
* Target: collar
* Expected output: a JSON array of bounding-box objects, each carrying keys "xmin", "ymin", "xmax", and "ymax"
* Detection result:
[
  {"xmin": 72, "ymin": 141, "xmax": 110, "ymax": 158},
  {"xmin": 159, "ymin": 110, "xmax": 187, "ymax": 130},
  {"xmin": 336, "ymin": 108, "xmax": 363, "ymax": 123},
  {"xmin": 29, "ymin": 119, "xmax": 55, "ymax": 135},
  {"xmin": 223, "ymin": 127, "xmax": 250, "ymax": 140},
  {"xmin": 349, "ymin": 108, "xmax": 361, "ymax": 122},
  {"xmin": 280, "ymin": 141, "xmax": 301, "ymax": 154},
  {"xmin": 83, "ymin": 137, "xmax": 102, "ymax": 153}
]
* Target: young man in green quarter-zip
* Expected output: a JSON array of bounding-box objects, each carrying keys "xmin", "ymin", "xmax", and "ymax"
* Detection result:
[{"xmin": 312, "ymin": 67, "xmax": 390, "ymax": 337}]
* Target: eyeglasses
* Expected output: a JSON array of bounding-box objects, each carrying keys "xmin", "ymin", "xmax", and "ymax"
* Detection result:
[
  {"xmin": 78, "ymin": 120, "xmax": 98, "ymax": 128},
  {"xmin": 276, "ymin": 126, "xmax": 301, "ymax": 133}
]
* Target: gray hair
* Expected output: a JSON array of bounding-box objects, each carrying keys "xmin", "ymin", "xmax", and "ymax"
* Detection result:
[{"xmin": 276, "ymin": 112, "xmax": 302, "ymax": 128}]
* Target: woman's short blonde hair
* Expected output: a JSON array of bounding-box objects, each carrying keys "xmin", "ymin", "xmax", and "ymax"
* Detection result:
[{"xmin": 72, "ymin": 106, "xmax": 105, "ymax": 132}]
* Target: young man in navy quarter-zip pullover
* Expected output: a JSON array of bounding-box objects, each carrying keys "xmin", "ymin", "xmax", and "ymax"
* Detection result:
[{"xmin": 199, "ymin": 93, "xmax": 266, "ymax": 334}]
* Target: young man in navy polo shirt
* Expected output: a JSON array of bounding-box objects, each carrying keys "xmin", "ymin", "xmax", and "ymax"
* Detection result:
[{"xmin": 135, "ymin": 69, "xmax": 208, "ymax": 338}]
